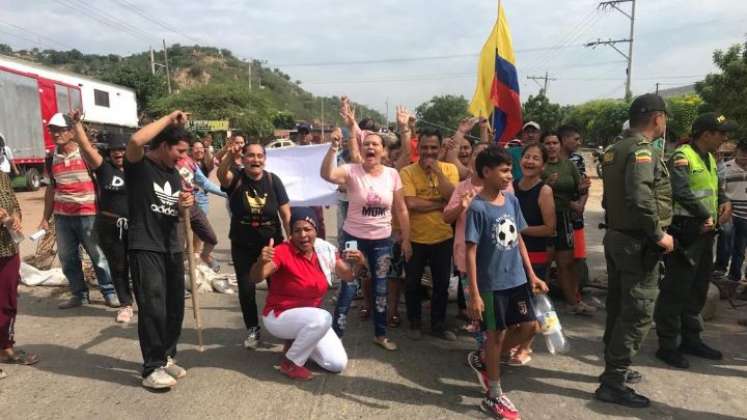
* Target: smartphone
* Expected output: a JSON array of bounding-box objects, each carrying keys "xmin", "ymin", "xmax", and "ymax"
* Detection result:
[{"xmin": 344, "ymin": 240, "xmax": 358, "ymax": 252}]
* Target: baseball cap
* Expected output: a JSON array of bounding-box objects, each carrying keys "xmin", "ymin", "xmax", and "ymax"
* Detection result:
[
  {"xmin": 297, "ymin": 123, "xmax": 311, "ymax": 134},
  {"xmin": 105, "ymin": 132, "xmax": 129, "ymax": 150},
  {"xmin": 48, "ymin": 113, "xmax": 73, "ymax": 128},
  {"xmin": 629, "ymin": 93, "xmax": 667, "ymax": 119},
  {"xmin": 522, "ymin": 121, "xmax": 540, "ymax": 131},
  {"xmin": 691, "ymin": 112, "xmax": 739, "ymax": 136}
]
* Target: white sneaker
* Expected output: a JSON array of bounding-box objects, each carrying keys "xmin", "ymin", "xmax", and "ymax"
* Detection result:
[
  {"xmin": 165, "ymin": 357, "xmax": 187, "ymax": 379},
  {"xmin": 115, "ymin": 306, "xmax": 133, "ymax": 323},
  {"xmin": 244, "ymin": 327, "xmax": 260, "ymax": 350},
  {"xmin": 142, "ymin": 367, "xmax": 177, "ymax": 389}
]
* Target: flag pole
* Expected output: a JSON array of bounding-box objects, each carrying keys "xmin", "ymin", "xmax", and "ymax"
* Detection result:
[{"xmin": 492, "ymin": 0, "xmax": 502, "ymax": 144}]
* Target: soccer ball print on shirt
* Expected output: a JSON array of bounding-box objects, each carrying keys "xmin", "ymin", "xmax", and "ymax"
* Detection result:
[{"xmin": 492, "ymin": 216, "xmax": 519, "ymax": 250}]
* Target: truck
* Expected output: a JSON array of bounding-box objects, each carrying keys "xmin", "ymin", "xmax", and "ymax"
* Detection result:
[{"xmin": 0, "ymin": 54, "xmax": 138, "ymax": 190}]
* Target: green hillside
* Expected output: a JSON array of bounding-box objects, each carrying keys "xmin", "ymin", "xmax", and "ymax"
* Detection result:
[{"xmin": 0, "ymin": 44, "xmax": 385, "ymax": 138}]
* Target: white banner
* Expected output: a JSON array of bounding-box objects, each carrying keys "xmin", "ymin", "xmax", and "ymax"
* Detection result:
[{"xmin": 265, "ymin": 143, "xmax": 339, "ymax": 206}]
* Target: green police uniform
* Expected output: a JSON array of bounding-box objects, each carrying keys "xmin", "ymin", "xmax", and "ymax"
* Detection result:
[
  {"xmin": 599, "ymin": 130, "xmax": 672, "ymax": 388},
  {"xmin": 654, "ymin": 142, "xmax": 725, "ymax": 351}
]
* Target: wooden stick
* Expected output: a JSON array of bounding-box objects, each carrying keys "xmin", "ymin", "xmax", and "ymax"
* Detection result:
[{"xmin": 182, "ymin": 207, "xmax": 204, "ymax": 352}]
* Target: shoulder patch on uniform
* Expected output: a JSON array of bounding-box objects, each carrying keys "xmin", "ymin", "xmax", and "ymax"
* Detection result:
[
  {"xmin": 634, "ymin": 149, "xmax": 652, "ymax": 163},
  {"xmin": 673, "ymin": 159, "xmax": 689, "ymax": 167},
  {"xmin": 603, "ymin": 151, "xmax": 615, "ymax": 163}
]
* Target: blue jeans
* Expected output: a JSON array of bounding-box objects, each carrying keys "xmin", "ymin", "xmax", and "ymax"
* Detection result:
[
  {"xmin": 55, "ymin": 215, "xmax": 115, "ymax": 298},
  {"xmin": 728, "ymin": 217, "xmax": 747, "ymax": 281},
  {"xmin": 715, "ymin": 220, "xmax": 733, "ymax": 272},
  {"xmin": 333, "ymin": 232, "xmax": 392, "ymax": 338}
]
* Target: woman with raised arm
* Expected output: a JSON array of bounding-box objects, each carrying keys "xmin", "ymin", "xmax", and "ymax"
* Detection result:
[
  {"xmin": 321, "ymin": 100, "xmax": 412, "ymax": 351},
  {"xmin": 218, "ymin": 140, "xmax": 291, "ymax": 350}
]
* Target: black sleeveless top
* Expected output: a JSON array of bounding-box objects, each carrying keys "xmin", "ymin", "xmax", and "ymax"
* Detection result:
[{"xmin": 513, "ymin": 180, "xmax": 547, "ymax": 253}]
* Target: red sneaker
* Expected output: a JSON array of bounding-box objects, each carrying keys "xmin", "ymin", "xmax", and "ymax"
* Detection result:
[
  {"xmin": 467, "ymin": 351, "xmax": 489, "ymax": 392},
  {"xmin": 481, "ymin": 394, "xmax": 521, "ymax": 420},
  {"xmin": 280, "ymin": 359, "xmax": 313, "ymax": 381}
]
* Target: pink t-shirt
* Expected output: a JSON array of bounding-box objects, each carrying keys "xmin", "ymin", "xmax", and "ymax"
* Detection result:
[
  {"xmin": 342, "ymin": 164, "xmax": 402, "ymax": 240},
  {"xmin": 445, "ymin": 178, "xmax": 513, "ymax": 273}
]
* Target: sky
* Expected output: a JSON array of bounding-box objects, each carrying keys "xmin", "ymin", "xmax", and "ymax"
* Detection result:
[{"xmin": 2, "ymin": 0, "xmax": 746, "ymax": 121}]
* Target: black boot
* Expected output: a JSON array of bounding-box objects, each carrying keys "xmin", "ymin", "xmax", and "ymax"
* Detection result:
[
  {"xmin": 656, "ymin": 348, "xmax": 690, "ymax": 369},
  {"xmin": 594, "ymin": 383, "xmax": 651, "ymax": 408},
  {"xmin": 680, "ymin": 341, "xmax": 723, "ymax": 360}
]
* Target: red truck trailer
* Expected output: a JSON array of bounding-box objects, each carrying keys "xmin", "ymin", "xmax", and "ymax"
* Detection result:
[{"xmin": 0, "ymin": 54, "xmax": 138, "ymax": 190}]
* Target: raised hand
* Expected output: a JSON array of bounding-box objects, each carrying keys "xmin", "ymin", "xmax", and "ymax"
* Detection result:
[
  {"xmin": 70, "ymin": 109, "xmax": 84, "ymax": 124},
  {"xmin": 169, "ymin": 110, "xmax": 188, "ymax": 125},
  {"xmin": 443, "ymin": 137, "xmax": 457, "ymax": 151},
  {"xmin": 396, "ymin": 105, "xmax": 412, "ymax": 128},
  {"xmin": 261, "ymin": 238, "xmax": 275, "ymax": 264},
  {"xmin": 339, "ymin": 97, "xmax": 357, "ymax": 127},
  {"xmin": 457, "ymin": 117, "xmax": 479, "ymax": 134}
]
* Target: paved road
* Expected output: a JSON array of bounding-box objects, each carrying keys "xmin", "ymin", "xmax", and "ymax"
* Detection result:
[{"xmin": 2, "ymin": 175, "xmax": 746, "ymax": 419}]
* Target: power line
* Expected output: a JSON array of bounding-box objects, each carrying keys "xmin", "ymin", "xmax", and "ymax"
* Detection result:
[
  {"xmin": 110, "ymin": 0, "xmax": 201, "ymax": 44},
  {"xmin": 53, "ymin": 0, "xmax": 155, "ymax": 43},
  {"xmin": 585, "ymin": 0, "xmax": 636, "ymax": 100},
  {"xmin": 0, "ymin": 21, "xmax": 76, "ymax": 50},
  {"xmin": 273, "ymin": 45, "xmax": 586, "ymax": 68}
]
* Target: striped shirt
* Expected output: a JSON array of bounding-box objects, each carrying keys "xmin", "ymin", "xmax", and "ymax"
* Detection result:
[
  {"xmin": 720, "ymin": 159, "xmax": 747, "ymax": 220},
  {"xmin": 51, "ymin": 147, "xmax": 97, "ymax": 216}
]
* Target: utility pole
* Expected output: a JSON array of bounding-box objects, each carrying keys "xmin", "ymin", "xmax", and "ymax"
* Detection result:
[
  {"xmin": 320, "ymin": 98, "xmax": 325, "ymax": 142},
  {"xmin": 149, "ymin": 47, "xmax": 156, "ymax": 75},
  {"xmin": 385, "ymin": 98, "xmax": 389, "ymax": 128},
  {"xmin": 162, "ymin": 39, "xmax": 172, "ymax": 94},
  {"xmin": 247, "ymin": 59, "xmax": 252, "ymax": 91},
  {"xmin": 526, "ymin": 71, "xmax": 556, "ymax": 98},
  {"xmin": 585, "ymin": 0, "xmax": 636, "ymax": 100},
  {"xmin": 655, "ymin": 82, "xmax": 660, "ymax": 94}
]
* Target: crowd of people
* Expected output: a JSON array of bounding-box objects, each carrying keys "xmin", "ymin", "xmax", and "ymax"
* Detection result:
[{"xmin": 0, "ymin": 92, "xmax": 745, "ymax": 419}]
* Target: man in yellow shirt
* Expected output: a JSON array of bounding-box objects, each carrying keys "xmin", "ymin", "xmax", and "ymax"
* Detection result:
[{"xmin": 400, "ymin": 128, "xmax": 459, "ymax": 340}]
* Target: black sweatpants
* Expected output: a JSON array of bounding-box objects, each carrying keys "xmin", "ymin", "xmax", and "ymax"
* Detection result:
[
  {"xmin": 130, "ymin": 250, "xmax": 185, "ymax": 377},
  {"xmin": 231, "ymin": 241, "xmax": 263, "ymax": 331},
  {"xmin": 95, "ymin": 215, "xmax": 132, "ymax": 306},
  {"xmin": 404, "ymin": 239, "xmax": 453, "ymax": 332}
]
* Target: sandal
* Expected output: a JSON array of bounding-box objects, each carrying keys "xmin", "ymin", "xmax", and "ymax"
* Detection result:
[
  {"xmin": 0, "ymin": 349, "xmax": 40, "ymax": 366},
  {"xmin": 359, "ymin": 307, "xmax": 370, "ymax": 321},
  {"xmin": 373, "ymin": 337, "xmax": 398, "ymax": 351},
  {"xmin": 506, "ymin": 354, "xmax": 532, "ymax": 366}
]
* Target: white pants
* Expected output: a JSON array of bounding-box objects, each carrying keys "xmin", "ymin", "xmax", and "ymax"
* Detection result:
[{"xmin": 263, "ymin": 307, "xmax": 348, "ymax": 373}]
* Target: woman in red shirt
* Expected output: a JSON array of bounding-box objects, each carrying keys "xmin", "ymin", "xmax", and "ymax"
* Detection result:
[{"xmin": 250, "ymin": 207, "xmax": 364, "ymax": 380}]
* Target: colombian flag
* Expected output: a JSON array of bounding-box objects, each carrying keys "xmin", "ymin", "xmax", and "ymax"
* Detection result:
[{"xmin": 469, "ymin": 2, "xmax": 522, "ymax": 145}]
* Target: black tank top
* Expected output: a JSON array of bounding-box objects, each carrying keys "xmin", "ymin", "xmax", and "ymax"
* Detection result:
[{"xmin": 513, "ymin": 180, "xmax": 547, "ymax": 253}]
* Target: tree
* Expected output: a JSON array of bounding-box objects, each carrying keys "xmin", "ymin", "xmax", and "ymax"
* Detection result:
[
  {"xmin": 666, "ymin": 94, "xmax": 703, "ymax": 140},
  {"xmin": 415, "ymin": 95, "xmax": 470, "ymax": 134},
  {"xmin": 564, "ymin": 99, "xmax": 629, "ymax": 146},
  {"xmin": 522, "ymin": 94, "xmax": 571, "ymax": 132},
  {"xmin": 272, "ymin": 111, "xmax": 296, "ymax": 129},
  {"xmin": 151, "ymin": 82, "xmax": 276, "ymax": 138},
  {"xmin": 695, "ymin": 43, "xmax": 747, "ymax": 138}
]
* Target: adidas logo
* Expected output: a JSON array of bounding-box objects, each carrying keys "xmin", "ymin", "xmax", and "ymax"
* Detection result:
[
  {"xmin": 153, "ymin": 181, "xmax": 180, "ymax": 206},
  {"xmin": 151, "ymin": 181, "xmax": 180, "ymax": 216}
]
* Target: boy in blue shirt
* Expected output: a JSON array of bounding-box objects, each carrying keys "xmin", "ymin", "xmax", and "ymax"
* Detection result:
[{"xmin": 465, "ymin": 145, "xmax": 548, "ymax": 420}]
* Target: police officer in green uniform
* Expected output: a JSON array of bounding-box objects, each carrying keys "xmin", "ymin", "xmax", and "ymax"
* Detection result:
[
  {"xmin": 654, "ymin": 113, "xmax": 736, "ymax": 368},
  {"xmin": 595, "ymin": 94, "xmax": 674, "ymax": 408}
]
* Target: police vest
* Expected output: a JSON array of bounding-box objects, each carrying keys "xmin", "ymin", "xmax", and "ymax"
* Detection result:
[{"xmin": 672, "ymin": 144, "xmax": 718, "ymax": 220}]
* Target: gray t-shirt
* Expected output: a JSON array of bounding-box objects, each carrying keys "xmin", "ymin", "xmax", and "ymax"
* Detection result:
[{"xmin": 465, "ymin": 193, "xmax": 527, "ymax": 292}]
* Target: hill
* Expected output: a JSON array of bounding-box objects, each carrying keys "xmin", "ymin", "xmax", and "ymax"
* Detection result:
[{"xmin": 0, "ymin": 43, "xmax": 385, "ymax": 137}]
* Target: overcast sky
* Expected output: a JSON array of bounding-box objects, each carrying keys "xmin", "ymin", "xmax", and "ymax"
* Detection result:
[{"xmin": 2, "ymin": 0, "xmax": 746, "ymax": 120}]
